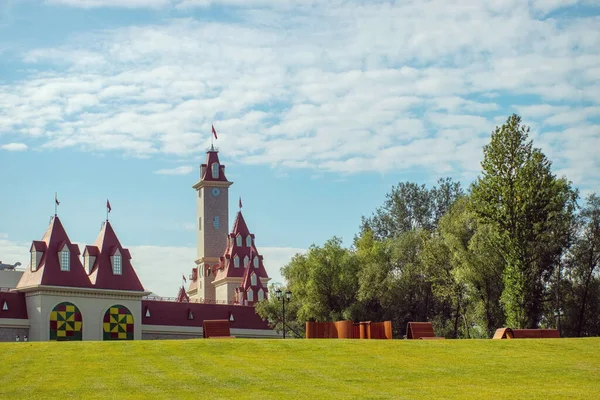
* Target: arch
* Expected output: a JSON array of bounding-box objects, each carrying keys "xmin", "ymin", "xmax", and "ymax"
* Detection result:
[
  {"xmin": 103, "ymin": 305, "xmax": 134, "ymax": 340},
  {"xmin": 49, "ymin": 302, "xmax": 83, "ymax": 341}
]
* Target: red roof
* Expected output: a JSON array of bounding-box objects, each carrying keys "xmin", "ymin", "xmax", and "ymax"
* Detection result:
[
  {"xmin": 83, "ymin": 245, "xmax": 99, "ymax": 257},
  {"xmin": 88, "ymin": 221, "xmax": 145, "ymax": 292},
  {"xmin": 175, "ymin": 286, "xmax": 190, "ymax": 302},
  {"xmin": 200, "ymin": 148, "xmax": 229, "ymax": 182},
  {"xmin": 141, "ymin": 300, "xmax": 270, "ymax": 330},
  {"xmin": 0, "ymin": 291, "xmax": 28, "ymax": 319},
  {"xmin": 214, "ymin": 211, "xmax": 270, "ymax": 282},
  {"xmin": 17, "ymin": 216, "xmax": 93, "ymax": 289}
]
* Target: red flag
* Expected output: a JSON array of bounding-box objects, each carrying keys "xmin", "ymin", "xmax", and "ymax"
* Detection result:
[
  {"xmin": 239, "ymin": 197, "xmax": 242, "ymax": 209},
  {"xmin": 55, "ymin": 193, "xmax": 60, "ymax": 206},
  {"xmin": 182, "ymin": 274, "xmax": 187, "ymax": 283},
  {"xmin": 212, "ymin": 124, "xmax": 218, "ymax": 139},
  {"xmin": 107, "ymin": 199, "xmax": 112, "ymax": 213}
]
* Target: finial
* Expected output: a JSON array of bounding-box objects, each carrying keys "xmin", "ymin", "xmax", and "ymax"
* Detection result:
[{"xmin": 239, "ymin": 196, "xmax": 243, "ymax": 210}]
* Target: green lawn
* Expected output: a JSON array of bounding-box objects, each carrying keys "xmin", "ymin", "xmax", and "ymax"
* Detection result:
[{"xmin": 1, "ymin": 338, "xmax": 599, "ymax": 399}]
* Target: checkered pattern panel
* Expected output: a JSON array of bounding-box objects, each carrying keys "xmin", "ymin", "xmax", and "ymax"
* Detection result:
[
  {"xmin": 49, "ymin": 302, "xmax": 83, "ymax": 341},
  {"xmin": 102, "ymin": 305, "xmax": 134, "ymax": 340}
]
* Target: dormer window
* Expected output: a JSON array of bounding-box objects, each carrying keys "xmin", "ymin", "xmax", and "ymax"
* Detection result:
[
  {"xmin": 247, "ymin": 289, "xmax": 254, "ymax": 302},
  {"xmin": 236, "ymin": 235, "xmax": 242, "ymax": 247},
  {"xmin": 30, "ymin": 251, "xmax": 37, "ymax": 272},
  {"xmin": 233, "ymin": 255, "xmax": 240, "ymax": 268},
  {"xmin": 113, "ymin": 255, "xmax": 122, "ymax": 275},
  {"xmin": 253, "ymin": 257, "xmax": 259, "ymax": 269},
  {"xmin": 246, "ymin": 236, "xmax": 252, "ymax": 247},
  {"xmin": 251, "ymin": 273, "xmax": 257, "ymax": 286},
  {"xmin": 211, "ymin": 162, "xmax": 219, "ymax": 178},
  {"xmin": 258, "ymin": 289, "xmax": 264, "ymax": 302},
  {"xmin": 60, "ymin": 247, "xmax": 70, "ymax": 271},
  {"xmin": 243, "ymin": 255, "xmax": 249, "ymax": 268}
]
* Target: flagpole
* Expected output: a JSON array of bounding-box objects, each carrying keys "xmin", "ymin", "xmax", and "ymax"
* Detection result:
[{"xmin": 54, "ymin": 192, "xmax": 58, "ymax": 216}]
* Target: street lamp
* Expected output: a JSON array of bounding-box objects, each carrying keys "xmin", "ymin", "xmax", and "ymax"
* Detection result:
[{"xmin": 275, "ymin": 288, "xmax": 292, "ymax": 339}]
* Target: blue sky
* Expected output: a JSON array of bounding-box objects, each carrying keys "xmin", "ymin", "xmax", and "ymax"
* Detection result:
[{"xmin": 1, "ymin": 0, "xmax": 599, "ymax": 296}]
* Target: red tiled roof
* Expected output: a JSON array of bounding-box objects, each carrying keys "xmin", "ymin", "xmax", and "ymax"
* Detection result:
[
  {"xmin": 215, "ymin": 212, "xmax": 270, "ymax": 283},
  {"xmin": 200, "ymin": 149, "xmax": 229, "ymax": 182},
  {"xmin": 0, "ymin": 291, "xmax": 28, "ymax": 319},
  {"xmin": 141, "ymin": 300, "xmax": 270, "ymax": 330},
  {"xmin": 17, "ymin": 216, "xmax": 93, "ymax": 289},
  {"xmin": 89, "ymin": 221, "xmax": 145, "ymax": 292},
  {"xmin": 83, "ymin": 245, "xmax": 99, "ymax": 257},
  {"xmin": 175, "ymin": 286, "xmax": 190, "ymax": 302}
]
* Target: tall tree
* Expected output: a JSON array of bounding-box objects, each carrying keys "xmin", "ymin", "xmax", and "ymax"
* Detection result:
[
  {"xmin": 361, "ymin": 178, "xmax": 463, "ymax": 240},
  {"xmin": 470, "ymin": 114, "xmax": 577, "ymax": 328}
]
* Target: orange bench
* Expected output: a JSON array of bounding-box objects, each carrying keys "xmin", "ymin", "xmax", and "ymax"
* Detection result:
[
  {"xmin": 203, "ymin": 319, "xmax": 235, "ymax": 339},
  {"xmin": 406, "ymin": 322, "xmax": 444, "ymax": 340},
  {"xmin": 493, "ymin": 328, "xmax": 560, "ymax": 339}
]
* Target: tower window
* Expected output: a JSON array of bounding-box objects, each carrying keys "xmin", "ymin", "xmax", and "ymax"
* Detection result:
[
  {"xmin": 61, "ymin": 249, "xmax": 70, "ymax": 271},
  {"xmin": 253, "ymin": 257, "xmax": 259, "ymax": 269},
  {"xmin": 211, "ymin": 163, "xmax": 219, "ymax": 179},
  {"xmin": 246, "ymin": 236, "xmax": 252, "ymax": 247},
  {"xmin": 199, "ymin": 217, "xmax": 202, "ymax": 231},
  {"xmin": 258, "ymin": 289, "xmax": 264, "ymax": 302},
  {"xmin": 251, "ymin": 273, "xmax": 257, "ymax": 286},
  {"xmin": 247, "ymin": 289, "xmax": 254, "ymax": 302},
  {"xmin": 213, "ymin": 216, "xmax": 220, "ymax": 229},
  {"xmin": 113, "ymin": 255, "xmax": 122, "ymax": 275},
  {"xmin": 236, "ymin": 235, "xmax": 242, "ymax": 246},
  {"xmin": 31, "ymin": 251, "xmax": 37, "ymax": 272},
  {"xmin": 243, "ymin": 255, "xmax": 249, "ymax": 268},
  {"xmin": 233, "ymin": 255, "xmax": 240, "ymax": 268}
]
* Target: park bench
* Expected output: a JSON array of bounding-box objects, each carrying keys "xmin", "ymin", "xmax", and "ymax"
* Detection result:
[
  {"xmin": 406, "ymin": 322, "xmax": 445, "ymax": 340},
  {"xmin": 493, "ymin": 328, "xmax": 560, "ymax": 339},
  {"xmin": 203, "ymin": 319, "xmax": 235, "ymax": 339}
]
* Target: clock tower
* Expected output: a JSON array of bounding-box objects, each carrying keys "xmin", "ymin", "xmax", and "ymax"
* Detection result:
[{"xmin": 189, "ymin": 145, "xmax": 232, "ymax": 301}]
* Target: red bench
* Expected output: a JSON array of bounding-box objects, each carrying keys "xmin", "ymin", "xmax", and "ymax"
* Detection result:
[
  {"xmin": 406, "ymin": 322, "xmax": 444, "ymax": 340},
  {"xmin": 203, "ymin": 319, "xmax": 235, "ymax": 339},
  {"xmin": 493, "ymin": 328, "xmax": 560, "ymax": 339}
]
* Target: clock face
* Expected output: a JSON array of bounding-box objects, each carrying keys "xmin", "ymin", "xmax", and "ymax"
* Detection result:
[{"xmin": 211, "ymin": 188, "xmax": 221, "ymax": 197}]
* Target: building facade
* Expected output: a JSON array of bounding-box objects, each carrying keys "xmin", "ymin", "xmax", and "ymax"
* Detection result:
[{"xmin": 0, "ymin": 147, "xmax": 276, "ymax": 341}]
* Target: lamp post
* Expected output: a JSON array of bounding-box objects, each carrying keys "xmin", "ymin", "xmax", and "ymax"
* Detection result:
[{"xmin": 275, "ymin": 288, "xmax": 292, "ymax": 339}]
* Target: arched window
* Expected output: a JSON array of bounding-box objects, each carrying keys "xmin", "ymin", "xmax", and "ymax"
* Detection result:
[
  {"xmin": 236, "ymin": 235, "xmax": 242, "ymax": 246},
  {"xmin": 253, "ymin": 257, "xmax": 259, "ymax": 269},
  {"xmin": 103, "ymin": 305, "xmax": 134, "ymax": 340},
  {"xmin": 247, "ymin": 289, "xmax": 254, "ymax": 302},
  {"xmin": 49, "ymin": 302, "xmax": 82, "ymax": 341},
  {"xmin": 211, "ymin": 163, "xmax": 219, "ymax": 179},
  {"xmin": 246, "ymin": 236, "xmax": 252, "ymax": 247},
  {"xmin": 243, "ymin": 256, "xmax": 249, "ymax": 268},
  {"xmin": 251, "ymin": 273, "xmax": 257, "ymax": 286},
  {"xmin": 233, "ymin": 255, "xmax": 240, "ymax": 268},
  {"xmin": 60, "ymin": 248, "xmax": 70, "ymax": 271},
  {"xmin": 258, "ymin": 289, "xmax": 264, "ymax": 301}
]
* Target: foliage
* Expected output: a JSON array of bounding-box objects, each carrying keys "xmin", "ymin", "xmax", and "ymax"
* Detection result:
[
  {"xmin": 470, "ymin": 114, "xmax": 578, "ymax": 328},
  {"xmin": 1, "ymin": 339, "xmax": 599, "ymax": 399}
]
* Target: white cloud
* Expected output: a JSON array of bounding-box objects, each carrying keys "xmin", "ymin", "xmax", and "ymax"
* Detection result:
[
  {"xmin": 0, "ymin": 1, "xmax": 598, "ymax": 191},
  {"xmin": 0, "ymin": 143, "xmax": 28, "ymax": 151},
  {"xmin": 45, "ymin": 0, "xmax": 173, "ymax": 8},
  {"xmin": 154, "ymin": 165, "xmax": 193, "ymax": 175}
]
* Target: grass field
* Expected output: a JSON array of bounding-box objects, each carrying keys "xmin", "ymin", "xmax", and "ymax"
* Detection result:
[{"xmin": 1, "ymin": 338, "xmax": 599, "ymax": 399}]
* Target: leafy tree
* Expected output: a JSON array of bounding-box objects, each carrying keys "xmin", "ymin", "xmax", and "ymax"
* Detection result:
[
  {"xmin": 361, "ymin": 178, "xmax": 463, "ymax": 240},
  {"xmin": 470, "ymin": 114, "xmax": 578, "ymax": 328},
  {"xmin": 563, "ymin": 193, "xmax": 600, "ymax": 336}
]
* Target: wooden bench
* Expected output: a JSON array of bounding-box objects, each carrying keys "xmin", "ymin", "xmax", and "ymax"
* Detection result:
[
  {"xmin": 493, "ymin": 328, "xmax": 560, "ymax": 339},
  {"xmin": 406, "ymin": 322, "xmax": 444, "ymax": 340},
  {"xmin": 203, "ymin": 319, "xmax": 235, "ymax": 339}
]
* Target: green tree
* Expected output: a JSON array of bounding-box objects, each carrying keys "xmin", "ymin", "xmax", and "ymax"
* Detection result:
[{"xmin": 470, "ymin": 114, "xmax": 577, "ymax": 328}]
